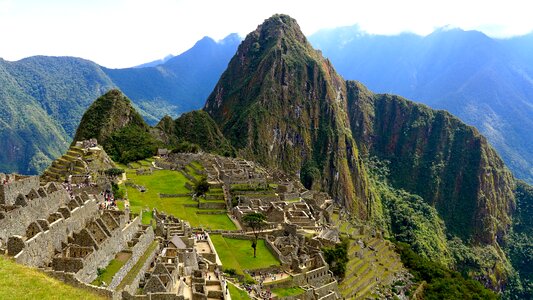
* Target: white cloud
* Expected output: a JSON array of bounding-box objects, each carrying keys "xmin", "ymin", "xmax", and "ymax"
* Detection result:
[{"xmin": 0, "ymin": 0, "xmax": 532, "ymax": 68}]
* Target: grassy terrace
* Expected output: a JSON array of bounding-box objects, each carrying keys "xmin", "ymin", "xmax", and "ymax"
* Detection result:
[
  {"xmin": 228, "ymin": 282, "xmax": 251, "ymax": 300},
  {"xmin": 116, "ymin": 240, "xmax": 159, "ymax": 291},
  {"xmin": 210, "ymin": 235, "xmax": 280, "ymax": 275},
  {"xmin": 0, "ymin": 255, "xmax": 106, "ymax": 299},
  {"xmin": 272, "ymin": 286, "xmax": 305, "ymax": 297},
  {"xmin": 91, "ymin": 252, "xmax": 131, "ymax": 286},
  {"xmin": 120, "ymin": 161, "xmax": 236, "ymax": 230}
]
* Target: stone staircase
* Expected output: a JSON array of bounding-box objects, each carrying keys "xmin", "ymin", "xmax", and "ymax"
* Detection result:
[{"xmin": 42, "ymin": 146, "xmax": 89, "ymax": 183}]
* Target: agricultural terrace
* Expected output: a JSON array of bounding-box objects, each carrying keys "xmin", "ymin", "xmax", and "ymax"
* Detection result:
[{"xmin": 118, "ymin": 159, "xmax": 236, "ymax": 230}]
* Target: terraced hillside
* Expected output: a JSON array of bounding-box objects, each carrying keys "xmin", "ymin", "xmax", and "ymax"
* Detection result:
[
  {"xmin": 332, "ymin": 212, "xmax": 407, "ymax": 299},
  {"xmin": 120, "ymin": 158, "xmax": 237, "ymax": 230},
  {"xmin": 42, "ymin": 143, "xmax": 115, "ymax": 183}
]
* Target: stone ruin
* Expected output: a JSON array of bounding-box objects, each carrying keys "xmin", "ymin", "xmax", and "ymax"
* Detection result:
[
  {"xmin": 41, "ymin": 139, "xmax": 115, "ymax": 185},
  {"xmin": 121, "ymin": 210, "xmax": 229, "ymax": 300}
]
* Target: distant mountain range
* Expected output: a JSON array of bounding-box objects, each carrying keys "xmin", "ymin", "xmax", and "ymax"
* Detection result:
[
  {"xmin": 309, "ymin": 26, "xmax": 533, "ymax": 183},
  {"xmin": 0, "ymin": 34, "xmax": 240, "ymax": 174},
  {"xmin": 1, "ymin": 25, "xmax": 532, "ymax": 185}
]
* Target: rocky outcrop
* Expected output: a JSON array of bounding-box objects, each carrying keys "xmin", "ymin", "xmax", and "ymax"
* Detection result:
[
  {"xmin": 204, "ymin": 14, "xmax": 376, "ymax": 218},
  {"xmin": 346, "ymin": 81, "xmax": 515, "ymax": 243}
]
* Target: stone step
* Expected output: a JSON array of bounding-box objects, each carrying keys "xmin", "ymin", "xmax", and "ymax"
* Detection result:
[
  {"xmin": 66, "ymin": 150, "xmax": 82, "ymax": 157},
  {"xmin": 354, "ymin": 279, "xmax": 379, "ymax": 300},
  {"xmin": 62, "ymin": 154, "xmax": 78, "ymax": 162}
]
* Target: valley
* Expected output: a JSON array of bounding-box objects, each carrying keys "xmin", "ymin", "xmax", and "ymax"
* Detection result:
[{"xmin": 0, "ymin": 13, "xmax": 531, "ymax": 300}]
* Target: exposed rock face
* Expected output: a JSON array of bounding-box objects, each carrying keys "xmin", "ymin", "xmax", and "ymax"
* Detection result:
[
  {"xmin": 346, "ymin": 81, "xmax": 515, "ymax": 243},
  {"xmin": 204, "ymin": 14, "xmax": 516, "ymax": 245},
  {"xmin": 204, "ymin": 14, "xmax": 376, "ymax": 218}
]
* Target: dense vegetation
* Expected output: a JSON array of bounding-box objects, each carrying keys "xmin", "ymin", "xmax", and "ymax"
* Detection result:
[
  {"xmin": 73, "ymin": 89, "xmax": 159, "ymax": 163},
  {"xmin": 170, "ymin": 110, "xmax": 234, "ymax": 156},
  {"xmin": 396, "ymin": 243, "xmax": 499, "ymax": 299},
  {"xmin": 310, "ymin": 26, "xmax": 533, "ymax": 184},
  {"xmin": 0, "ymin": 35, "xmax": 240, "ymax": 175},
  {"xmin": 0, "ymin": 57, "xmax": 113, "ymax": 174},
  {"xmin": 503, "ymin": 181, "xmax": 533, "ymax": 299},
  {"xmin": 322, "ymin": 238, "xmax": 349, "ymax": 279},
  {"xmin": 365, "ymin": 156, "xmax": 450, "ymax": 265},
  {"xmin": 104, "ymin": 125, "xmax": 159, "ymax": 163},
  {"xmin": 347, "ymin": 82, "xmax": 515, "ymax": 245}
]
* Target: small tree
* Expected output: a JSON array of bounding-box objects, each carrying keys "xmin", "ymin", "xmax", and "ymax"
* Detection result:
[
  {"xmin": 242, "ymin": 212, "xmax": 266, "ymax": 258},
  {"xmin": 104, "ymin": 168, "xmax": 125, "ymax": 177},
  {"xmin": 194, "ymin": 176, "xmax": 209, "ymax": 197}
]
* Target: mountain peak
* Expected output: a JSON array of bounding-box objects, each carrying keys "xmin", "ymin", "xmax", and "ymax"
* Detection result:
[
  {"xmin": 204, "ymin": 14, "xmax": 374, "ymax": 216},
  {"xmin": 72, "ymin": 89, "xmax": 148, "ymax": 146},
  {"xmin": 251, "ymin": 14, "xmax": 307, "ymax": 45},
  {"xmin": 220, "ymin": 33, "xmax": 241, "ymax": 44}
]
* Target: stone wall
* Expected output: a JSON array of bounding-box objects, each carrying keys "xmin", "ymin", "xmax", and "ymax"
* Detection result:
[
  {"xmin": 198, "ymin": 202, "xmax": 226, "ymax": 209},
  {"xmin": 109, "ymin": 226, "xmax": 155, "ymax": 289},
  {"xmin": 123, "ymin": 242, "xmax": 161, "ymax": 295},
  {"xmin": 0, "ymin": 175, "xmax": 40, "ymax": 205},
  {"xmin": 0, "ymin": 183, "xmax": 70, "ymax": 242},
  {"xmin": 265, "ymin": 237, "xmax": 289, "ymax": 265},
  {"xmin": 304, "ymin": 266, "xmax": 329, "ymax": 287},
  {"xmin": 160, "ymin": 194, "xmax": 191, "ymax": 198},
  {"xmin": 312, "ymin": 279, "xmax": 339, "ymax": 299},
  {"xmin": 11, "ymin": 195, "xmax": 99, "ymax": 267},
  {"xmin": 75, "ymin": 216, "xmax": 141, "ymax": 283}
]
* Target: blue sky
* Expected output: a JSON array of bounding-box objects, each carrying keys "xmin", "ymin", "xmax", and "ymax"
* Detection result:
[{"xmin": 1, "ymin": 0, "xmax": 532, "ymax": 68}]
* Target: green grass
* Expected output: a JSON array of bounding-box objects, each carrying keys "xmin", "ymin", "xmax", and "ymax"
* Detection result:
[
  {"xmin": 190, "ymin": 161, "xmax": 204, "ymax": 170},
  {"xmin": 124, "ymin": 166, "xmax": 236, "ymax": 230},
  {"xmin": 210, "ymin": 235, "xmax": 280, "ymax": 275},
  {"xmin": 0, "ymin": 255, "xmax": 107, "ymax": 299},
  {"xmin": 184, "ymin": 165, "xmax": 203, "ymax": 180},
  {"xmin": 116, "ymin": 241, "xmax": 158, "ymax": 290},
  {"xmin": 91, "ymin": 252, "xmax": 131, "ymax": 286},
  {"xmin": 228, "ymin": 282, "xmax": 251, "ymax": 300},
  {"xmin": 117, "ymin": 200, "xmax": 125, "ymax": 210},
  {"xmin": 272, "ymin": 286, "xmax": 305, "ymax": 297},
  {"xmin": 141, "ymin": 211, "xmax": 153, "ymax": 225}
]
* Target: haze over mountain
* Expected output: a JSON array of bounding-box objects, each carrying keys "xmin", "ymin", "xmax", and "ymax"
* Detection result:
[
  {"xmin": 309, "ymin": 26, "xmax": 533, "ymax": 184},
  {"xmin": 0, "ymin": 34, "xmax": 240, "ymax": 175}
]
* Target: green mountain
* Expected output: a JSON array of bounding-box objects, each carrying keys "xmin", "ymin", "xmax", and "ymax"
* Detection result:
[
  {"xmin": 59, "ymin": 14, "xmax": 529, "ymax": 295},
  {"xmin": 309, "ymin": 27, "xmax": 533, "ymax": 184},
  {"xmin": 0, "ymin": 57, "xmax": 114, "ymax": 174},
  {"xmin": 202, "ymin": 14, "xmax": 523, "ymax": 291},
  {"xmin": 154, "ymin": 110, "xmax": 234, "ymax": 156},
  {"xmin": 0, "ymin": 35, "xmax": 240, "ymax": 175},
  {"xmin": 103, "ymin": 34, "xmax": 241, "ymax": 114},
  {"xmin": 346, "ymin": 81, "xmax": 515, "ymax": 244},
  {"xmin": 72, "ymin": 89, "xmax": 159, "ymax": 163},
  {"xmin": 204, "ymin": 14, "xmax": 376, "ymax": 217}
]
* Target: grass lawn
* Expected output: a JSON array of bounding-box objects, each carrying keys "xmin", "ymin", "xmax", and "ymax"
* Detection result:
[
  {"xmin": 272, "ymin": 286, "xmax": 305, "ymax": 297},
  {"xmin": 116, "ymin": 241, "xmax": 158, "ymax": 290},
  {"xmin": 91, "ymin": 252, "xmax": 131, "ymax": 286},
  {"xmin": 0, "ymin": 255, "xmax": 106, "ymax": 299},
  {"xmin": 228, "ymin": 282, "xmax": 251, "ymax": 300},
  {"xmin": 210, "ymin": 235, "xmax": 280, "ymax": 275},
  {"xmin": 123, "ymin": 166, "xmax": 236, "ymax": 230}
]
